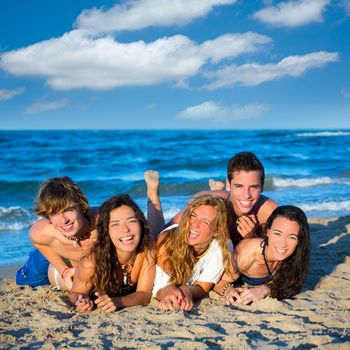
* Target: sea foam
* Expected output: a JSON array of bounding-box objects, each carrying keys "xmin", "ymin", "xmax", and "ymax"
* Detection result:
[
  {"xmin": 295, "ymin": 131, "xmax": 350, "ymax": 137},
  {"xmin": 299, "ymin": 200, "xmax": 350, "ymax": 213},
  {"xmin": 272, "ymin": 176, "xmax": 333, "ymax": 188},
  {"xmin": 0, "ymin": 206, "xmax": 35, "ymax": 231}
]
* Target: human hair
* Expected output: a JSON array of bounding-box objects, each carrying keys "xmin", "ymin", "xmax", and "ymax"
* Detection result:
[
  {"xmin": 226, "ymin": 152, "xmax": 265, "ymax": 189},
  {"xmin": 161, "ymin": 195, "xmax": 233, "ymax": 286},
  {"xmin": 89, "ymin": 194, "xmax": 151, "ymax": 295},
  {"xmin": 35, "ymin": 176, "xmax": 89, "ymax": 218},
  {"xmin": 264, "ymin": 205, "xmax": 311, "ymax": 300}
]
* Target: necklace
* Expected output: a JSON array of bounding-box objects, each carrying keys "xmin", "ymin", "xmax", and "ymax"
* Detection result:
[
  {"xmin": 117, "ymin": 261, "xmax": 134, "ymax": 286},
  {"xmin": 194, "ymin": 240, "xmax": 212, "ymax": 261},
  {"xmin": 63, "ymin": 224, "xmax": 92, "ymax": 247}
]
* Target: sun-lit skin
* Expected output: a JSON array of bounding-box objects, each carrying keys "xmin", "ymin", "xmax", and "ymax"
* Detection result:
[
  {"xmin": 155, "ymin": 199, "xmax": 229, "ymax": 311},
  {"xmin": 216, "ymin": 216, "xmax": 300, "ymax": 305},
  {"xmin": 226, "ymin": 170, "xmax": 262, "ymax": 217},
  {"xmin": 69, "ymin": 196, "xmax": 156, "ymax": 313},
  {"xmin": 108, "ymin": 205, "xmax": 142, "ymax": 258},
  {"xmin": 44, "ymin": 205, "xmax": 93, "ymax": 291},
  {"xmin": 188, "ymin": 205, "xmax": 217, "ymax": 255},
  {"xmin": 49, "ymin": 206, "xmax": 87, "ymax": 238},
  {"xmin": 265, "ymin": 216, "xmax": 300, "ymax": 262}
]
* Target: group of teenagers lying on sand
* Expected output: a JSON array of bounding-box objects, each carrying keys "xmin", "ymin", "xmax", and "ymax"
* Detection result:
[{"xmin": 16, "ymin": 152, "xmax": 311, "ymax": 312}]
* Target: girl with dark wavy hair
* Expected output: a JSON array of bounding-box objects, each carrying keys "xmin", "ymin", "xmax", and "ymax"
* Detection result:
[
  {"xmin": 215, "ymin": 205, "xmax": 311, "ymax": 304},
  {"xmin": 153, "ymin": 194, "xmax": 234, "ymax": 311},
  {"xmin": 69, "ymin": 194, "xmax": 155, "ymax": 312}
]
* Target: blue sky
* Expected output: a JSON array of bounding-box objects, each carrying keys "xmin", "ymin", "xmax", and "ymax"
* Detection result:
[{"xmin": 0, "ymin": 0, "xmax": 349, "ymax": 130}]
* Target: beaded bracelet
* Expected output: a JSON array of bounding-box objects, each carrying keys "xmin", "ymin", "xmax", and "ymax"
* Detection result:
[{"xmin": 221, "ymin": 283, "xmax": 232, "ymax": 296}]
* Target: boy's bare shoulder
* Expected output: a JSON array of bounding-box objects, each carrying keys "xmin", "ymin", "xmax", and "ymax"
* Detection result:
[
  {"xmin": 255, "ymin": 196, "xmax": 277, "ymax": 223},
  {"xmin": 30, "ymin": 218, "xmax": 55, "ymax": 245}
]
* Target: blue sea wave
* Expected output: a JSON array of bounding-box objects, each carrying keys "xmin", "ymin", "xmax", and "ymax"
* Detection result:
[
  {"xmin": 0, "ymin": 129, "xmax": 349, "ymax": 266},
  {"xmin": 0, "ymin": 206, "xmax": 35, "ymax": 231}
]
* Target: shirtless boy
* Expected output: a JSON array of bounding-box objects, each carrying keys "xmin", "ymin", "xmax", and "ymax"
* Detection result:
[
  {"xmin": 17, "ymin": 174, "xmax": 162, "ymax": 291},
  {"xmin": 15, "ymin": 177, "xmax": 98, "ymax": 290}
]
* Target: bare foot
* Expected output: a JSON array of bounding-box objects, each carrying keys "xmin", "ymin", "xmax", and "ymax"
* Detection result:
[
  {"xmin": 208, "ymin": 179, "xmax": 225, "ymax": 191},
  {"xmin": 144, "ymin": 170, "xmax": 164, "ymax": 235},
  {"xmin": 144, "ymin": 170, "xmax": 160, "ymax": 205}
]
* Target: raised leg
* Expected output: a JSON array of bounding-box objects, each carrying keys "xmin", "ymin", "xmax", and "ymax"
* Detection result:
[{"xmin": 144, "ymin": 170, "xmax": 165, "ymax": 239}]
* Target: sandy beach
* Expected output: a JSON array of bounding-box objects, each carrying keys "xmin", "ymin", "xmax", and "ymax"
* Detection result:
[{"xmin": 1, "ymin": 216, "xmax": 350, "ymax": 349}]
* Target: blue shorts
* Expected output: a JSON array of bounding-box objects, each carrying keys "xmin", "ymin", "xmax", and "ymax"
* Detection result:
[{"xmin": 16, "ymin": 249, "xmax": 50, "ymax": 287}]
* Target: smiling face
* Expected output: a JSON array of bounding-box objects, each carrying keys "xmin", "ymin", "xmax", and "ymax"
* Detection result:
[
  {"xmin": 108, "ymin": 205, "xmax": 142, "ymax": 255},
  {"xmin": 187, "ymin": 204, "xmax": 217, "ymax": 255},
  {"xmin": 226, "ymin": 170, "xmax": 262, "ymax": 217},
  {"xmin": 266, "ymin": 216, "xmax": 300, "ymax": 261},
  {"xmin": 49, "ymin": 204, "xmax": 87, "ymax": 237}
]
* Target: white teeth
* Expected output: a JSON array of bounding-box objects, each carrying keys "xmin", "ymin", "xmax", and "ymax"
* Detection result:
[
  {"xmin": 62, "ymin": 224, "xmax": 73, "ymax": 231},
  {"xmin": 120, "ymin": 236, "xmax": 133, "ymax": 242},
  {"xmin": 189, "ymin": 230, "xmax": 199, "ymax": 237},
  {"xmin": 276, "ymin": 247, "xmax": 287, "ymax": 253}
]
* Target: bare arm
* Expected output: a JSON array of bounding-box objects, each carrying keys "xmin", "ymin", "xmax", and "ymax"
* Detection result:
[
  {"xmin": 190, "ymin": 281, "xmax": 214, "ymax": 300},
  {"xmin": 157, "ymin": 285, "xmax": 185, "ymax": 310},
  {"xmin": 157, "ymin": 282, "xmax": 211, "ymax": 311},
  {"xmin": 224, "ymin": 239, "xmax": 272, "ymax": 304},
  {"xmin": 214, "ymin": 238, "xmax": 256, "ymax": 290},
  {"xmin": 214, "ymin": 270, "xmax": 240, "ymax": 295},
  {"xmin": 215, "ymin": 239, "xmax": 259, "ymax": 301},
  {"xmin": 155, "ymin": 234, "xmax": 186, "ymax": 310},
  {"xmin": 174, "ymin": 281, "xmax": 214, "ymax": 311},
  {"xmin": 115, "ymin": 249, "xmax": 156, "ymax": 308},
  {"xmin": 69, "ymin": 257, "xmax": 94, "ymax": 312},
  {"xmin": 94, "ymin": 249, "xmax": 156, "ymax": 312},
  {"xmin": 30, "ymin": 221, "xmax": 73, "ymax": 280}
]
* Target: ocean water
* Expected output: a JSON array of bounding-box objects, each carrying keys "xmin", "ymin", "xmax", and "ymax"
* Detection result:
[{"xmin": 1, "ymin": 129, "xmax": 349, "ymax": 267}]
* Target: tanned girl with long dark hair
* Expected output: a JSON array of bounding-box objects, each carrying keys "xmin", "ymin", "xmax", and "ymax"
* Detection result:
[
  {"xmin": 215, "ymin": 205, "xmax": 311, "ymax": 304},
  {"xmin": 69, "ymin": 194, "xmax": 155, "ymax": 312}
]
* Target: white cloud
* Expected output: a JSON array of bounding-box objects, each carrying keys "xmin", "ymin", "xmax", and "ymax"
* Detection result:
[
  {"xmin": 200, "ymin": 32, "xmax": 272, "ymax": 63},
  {"xmin": 178, "ymin": 100, "xmax": 269, "ymax": 121},
  {"xmin": 0, "ymin": 31, "xmax": 271, "ymax": 90},
  {"xmin": 252, "ymin": 0, "xmax": 330, "ymax": 27},
  {"xmin": 76, "ymin": 0, "xmax": 236, "ymax": 35},
  {"xmin": 0, "ymin": 87, "xmax": 25, "ymax": 101},
  {"xmin": 204, "ymin": 51, "xmax": 339, "ymax": 89},
  {"xmin": 25, "ymin": 98, "xmax": 68, "ymax": 114}
]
